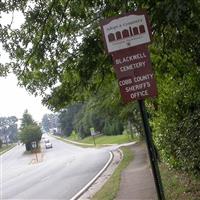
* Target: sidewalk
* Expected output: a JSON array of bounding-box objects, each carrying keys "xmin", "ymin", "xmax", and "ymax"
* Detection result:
[{"xmin": 116, "ymin": 142, "xmax": 157, "ymax": 200}]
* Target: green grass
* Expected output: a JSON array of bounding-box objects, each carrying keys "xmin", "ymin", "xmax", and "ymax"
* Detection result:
[
  {"xmin": 0, "ymin": 144, "xmax": 16, "ymax": 155},
  {"xmin": 160, "ymin": 163, "xmax": 200, "ymax": 200},
  {"xmin": 68, "ymin": 134, "xmax": 137, "ymax": 146},
  {"xmin": 92, "ymin": 147, "xmax": 134, "ymax": 200},
  {"xmin": 55, "ymin": 136, "xmax": 93, "ymax": 148},
  {"xmin": 54, "ymin": 134, "xmax": 137, "ymax": 148}
]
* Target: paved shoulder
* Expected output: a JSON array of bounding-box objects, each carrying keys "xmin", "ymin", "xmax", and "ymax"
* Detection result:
[{"xmin": 116, "ymin": 142, "xmax": 157, "ymax": 200}]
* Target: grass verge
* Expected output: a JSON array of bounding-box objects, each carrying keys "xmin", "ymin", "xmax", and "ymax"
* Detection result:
[
  {"xmin": 67, "ymin": 134, "xmax": 137, "ymax": 146},
  {"xmin": 54, "ymin": 134, "xmax": 137, "ymax": 148},
  {"xmin": 79, "ymin": 135, "xmax": 136, "ymax": 145},
  {"xmin": 0, "ymin": 144, "xmax": 16, "ymax": 155},
  {"xmin": 55, "ymin": 136, "xmax": 93, "ymax": 148},
  {"xmin": 160, "ymin": 163, "xmax": 200, "ymax": 200},
  {"xmin": 91, "ymin": 147, "xmax": 134, "ymax": 200}
]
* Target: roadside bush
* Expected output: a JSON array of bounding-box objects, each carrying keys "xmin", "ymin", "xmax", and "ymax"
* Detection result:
[
  {"xmin": 151, "ymin": 51, "xmax": 200, "ymax": 175},
  {"xmin": 153, "ymin": 109, "xmax": 200, "ymax": 175},
  {"xmin": 103, "ymin": 120, "xmax": 124, "ymax": 136},
  {"xmin": 150, "ymin": 48, "xmax": 200, "ymax": 175}
]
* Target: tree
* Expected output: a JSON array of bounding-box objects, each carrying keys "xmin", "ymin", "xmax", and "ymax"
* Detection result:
[
  {"xmin": 59, "ymin": 103, "xmax": 83, "ymax": 136},
  {"xmin": 19, "ymin": 125, "xmax": 42, "ymax": 151},
  {"xmin": 19, "ymin": 110, "xmax": 42, "ymax": 151},
  {"xmin": 41, "ymin": 113, "xmax": 59, "ymax": 132},
  {"xmin": 150, "ymin": 49, "xmax": 200, "ymax": 174},
  {"xmin": 0, "ymin": 116, "xmax": 18, "ymax": 143},
  {"xmin": 1, "ymin": 0, "xmax": 200, "ymax": 174},
  {"xmin": 20, "ymin": 109, "xmax": 36, "ymax": 129},
  {"xmin": 0, "ymin": 1, "xmax": 199, "ymax": 109}
]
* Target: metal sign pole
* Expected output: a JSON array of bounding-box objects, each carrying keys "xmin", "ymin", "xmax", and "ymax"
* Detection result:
[
  {"xmin": 93, "ymin": 135, "xmax": 96, "ymax": 146},
  {"xmin": 138, "ymin": 99, "xmax": 165, "ymax": 200},
  {"xmin": 35, "ymin": 150, "xmax": 38, "ymax": 162}
]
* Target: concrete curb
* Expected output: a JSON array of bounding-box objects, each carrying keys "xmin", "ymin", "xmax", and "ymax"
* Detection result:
[
  {"xmin": 118, "ymin": 141, "xmax": 137, "ymax": 148},
  {"xmin": 70, "ymin": 151, "xmax": 114, "ymax": 200},
  {"xmin": 79, "ymin": 148, "xmax": 123, "ymax": 200}
]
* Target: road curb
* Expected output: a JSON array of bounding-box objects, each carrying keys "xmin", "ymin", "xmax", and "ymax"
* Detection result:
[{"xmin": 70, "ymin": 151, "xmax": 114, "ymax": 200}]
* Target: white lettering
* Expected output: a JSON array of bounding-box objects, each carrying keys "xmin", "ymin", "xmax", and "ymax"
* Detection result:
[
  {"xmin": 119, "ymin": 79, "xmax": 132, "ymax": 86},
  {"xmin": 134, "ymin": 74, "xmax": 153, "ymax": 83},
  {"xmin": 130, "ymin": 90, "xmax": 148, "ymax": 99},
  {"xmin": 115, "ymin": 53, "xmax": 147, "ymax": 65},
  {"xmin": 120, "ymin": 61, "xmax": 146, "ymax": 72},
  {"xmin": 125, "ymin": 82, "xmax": 151, "ymax": 93}
]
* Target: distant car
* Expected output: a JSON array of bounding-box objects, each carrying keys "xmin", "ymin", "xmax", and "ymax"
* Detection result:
[
  {"xmin": 45, "ymin": 142, "xmax": 53, "ymax": 149},
  {"xmin": 44, "ymin": 139, "xmax": 50, "ymax": 143}
]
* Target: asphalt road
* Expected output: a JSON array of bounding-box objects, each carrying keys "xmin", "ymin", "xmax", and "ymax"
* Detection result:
[{"xmin": 1, "ymin": 134, "xmax": 110, "ymax": 200}]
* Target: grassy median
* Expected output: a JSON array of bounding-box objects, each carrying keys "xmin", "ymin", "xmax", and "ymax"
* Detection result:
[{"xmin": 0, "ymin": 144, "xmax": 16, "ymax": 155}]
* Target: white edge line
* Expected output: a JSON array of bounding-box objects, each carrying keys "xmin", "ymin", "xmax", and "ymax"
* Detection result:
[{"xmin": 70, "ymin": 151, "xmax": 114, "ymax": 200}]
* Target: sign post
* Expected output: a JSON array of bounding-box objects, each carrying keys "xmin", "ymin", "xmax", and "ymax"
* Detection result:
[
  {"xmin": 31, "ymin": 141, "xmax": 38, "ymax": 163},
  {"xmin": 101, "ymin": 10, "xmax": 165, "ymax": 200},
  {"xmin": 90, "ymin": 127, "xmax": 96, "ymax": 146},
  {"xmin": 138, "ymin": 100, "xmax": 165, "ymax": 200}
]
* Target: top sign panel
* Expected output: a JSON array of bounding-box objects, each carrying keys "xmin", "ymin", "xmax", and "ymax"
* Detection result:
[{"xmin": 100, "ymin": 10, "xmax": 152, "ymax": 54}]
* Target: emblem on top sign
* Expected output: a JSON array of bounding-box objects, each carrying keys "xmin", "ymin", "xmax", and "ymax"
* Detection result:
[
  {"xmin": 100, "ymin": 11, "xmax": 152, "ymax": 54},
  {"xmin": 107, "ymin": 24, "xmax": 146, "ymax": 42}
]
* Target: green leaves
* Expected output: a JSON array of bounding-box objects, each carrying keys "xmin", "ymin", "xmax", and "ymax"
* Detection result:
[
  {"xmin": 1, "ymin": 1, "xmax": 200, "ymax": 173},
  {"xmin": 19, "ymin": 124, "xmax": 42, "ymax": 144},
  {"xmin": 150, "ymin": 47, "xmax": 200, "ymax": 174},
  {"xmin": 19, "ymin": 110, "xmax": 42, "ymax": 149}
]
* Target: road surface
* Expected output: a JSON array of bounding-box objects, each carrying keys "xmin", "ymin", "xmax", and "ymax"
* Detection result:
[{"xmin": 1, "ymin": 134, "xmax": 110, "ymax": 200}]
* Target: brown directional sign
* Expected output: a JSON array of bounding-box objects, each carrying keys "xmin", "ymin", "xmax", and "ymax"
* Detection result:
[
  {"xmin": 112, "ymin": 46, "xmax": 157, "ymax": 103},
  {"xmin": 100, "ymin": 10, "xmax": 157, "ymax": 103}
]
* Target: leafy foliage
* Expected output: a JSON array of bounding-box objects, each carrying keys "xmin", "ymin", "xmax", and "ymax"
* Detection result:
[
  {"xmin": 19, "ymin": 125, "xmax": 42, "ymax": 145},
  {"xmin": 19, "ymin": 110, "xmax": 42, "ymax": 151},
  {"xmin": 151, "ymin": 49, "xmax": 200, "ymax": 174},
  {"xmin": 0, "ymin": 116, "xmax": 18, "ymax": 143},
  {"xmin": 1, "ymin": 0, "xmax": 200, "ymax": 174},
  {"xmin": 41, "ymin": 113, "xmax": 59, "ymax": 132},
  {"xmin": 59, "ymin": 103, "xmax": 83, "ymax": 136},
  {"xmin": 20, "ymin": 109, "xmax": 36, "ymax": 129}
]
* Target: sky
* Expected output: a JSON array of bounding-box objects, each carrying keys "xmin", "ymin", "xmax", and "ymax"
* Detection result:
[
  {"xmin": 0, "ymin": 11, "xmax": 51, "ymax": 123},
  {"xmin": 0, "ymin": 75, "xmax": 51, "ymax": 123}
]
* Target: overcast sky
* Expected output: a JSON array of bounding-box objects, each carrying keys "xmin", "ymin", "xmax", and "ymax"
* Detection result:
[
  {"xmin": 0, "ymin": 75, "xmax": 51, "ymax": 122},
  {"xmin": 0, "ymin": 11, "xmax": 51, "ymax": 123}
]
